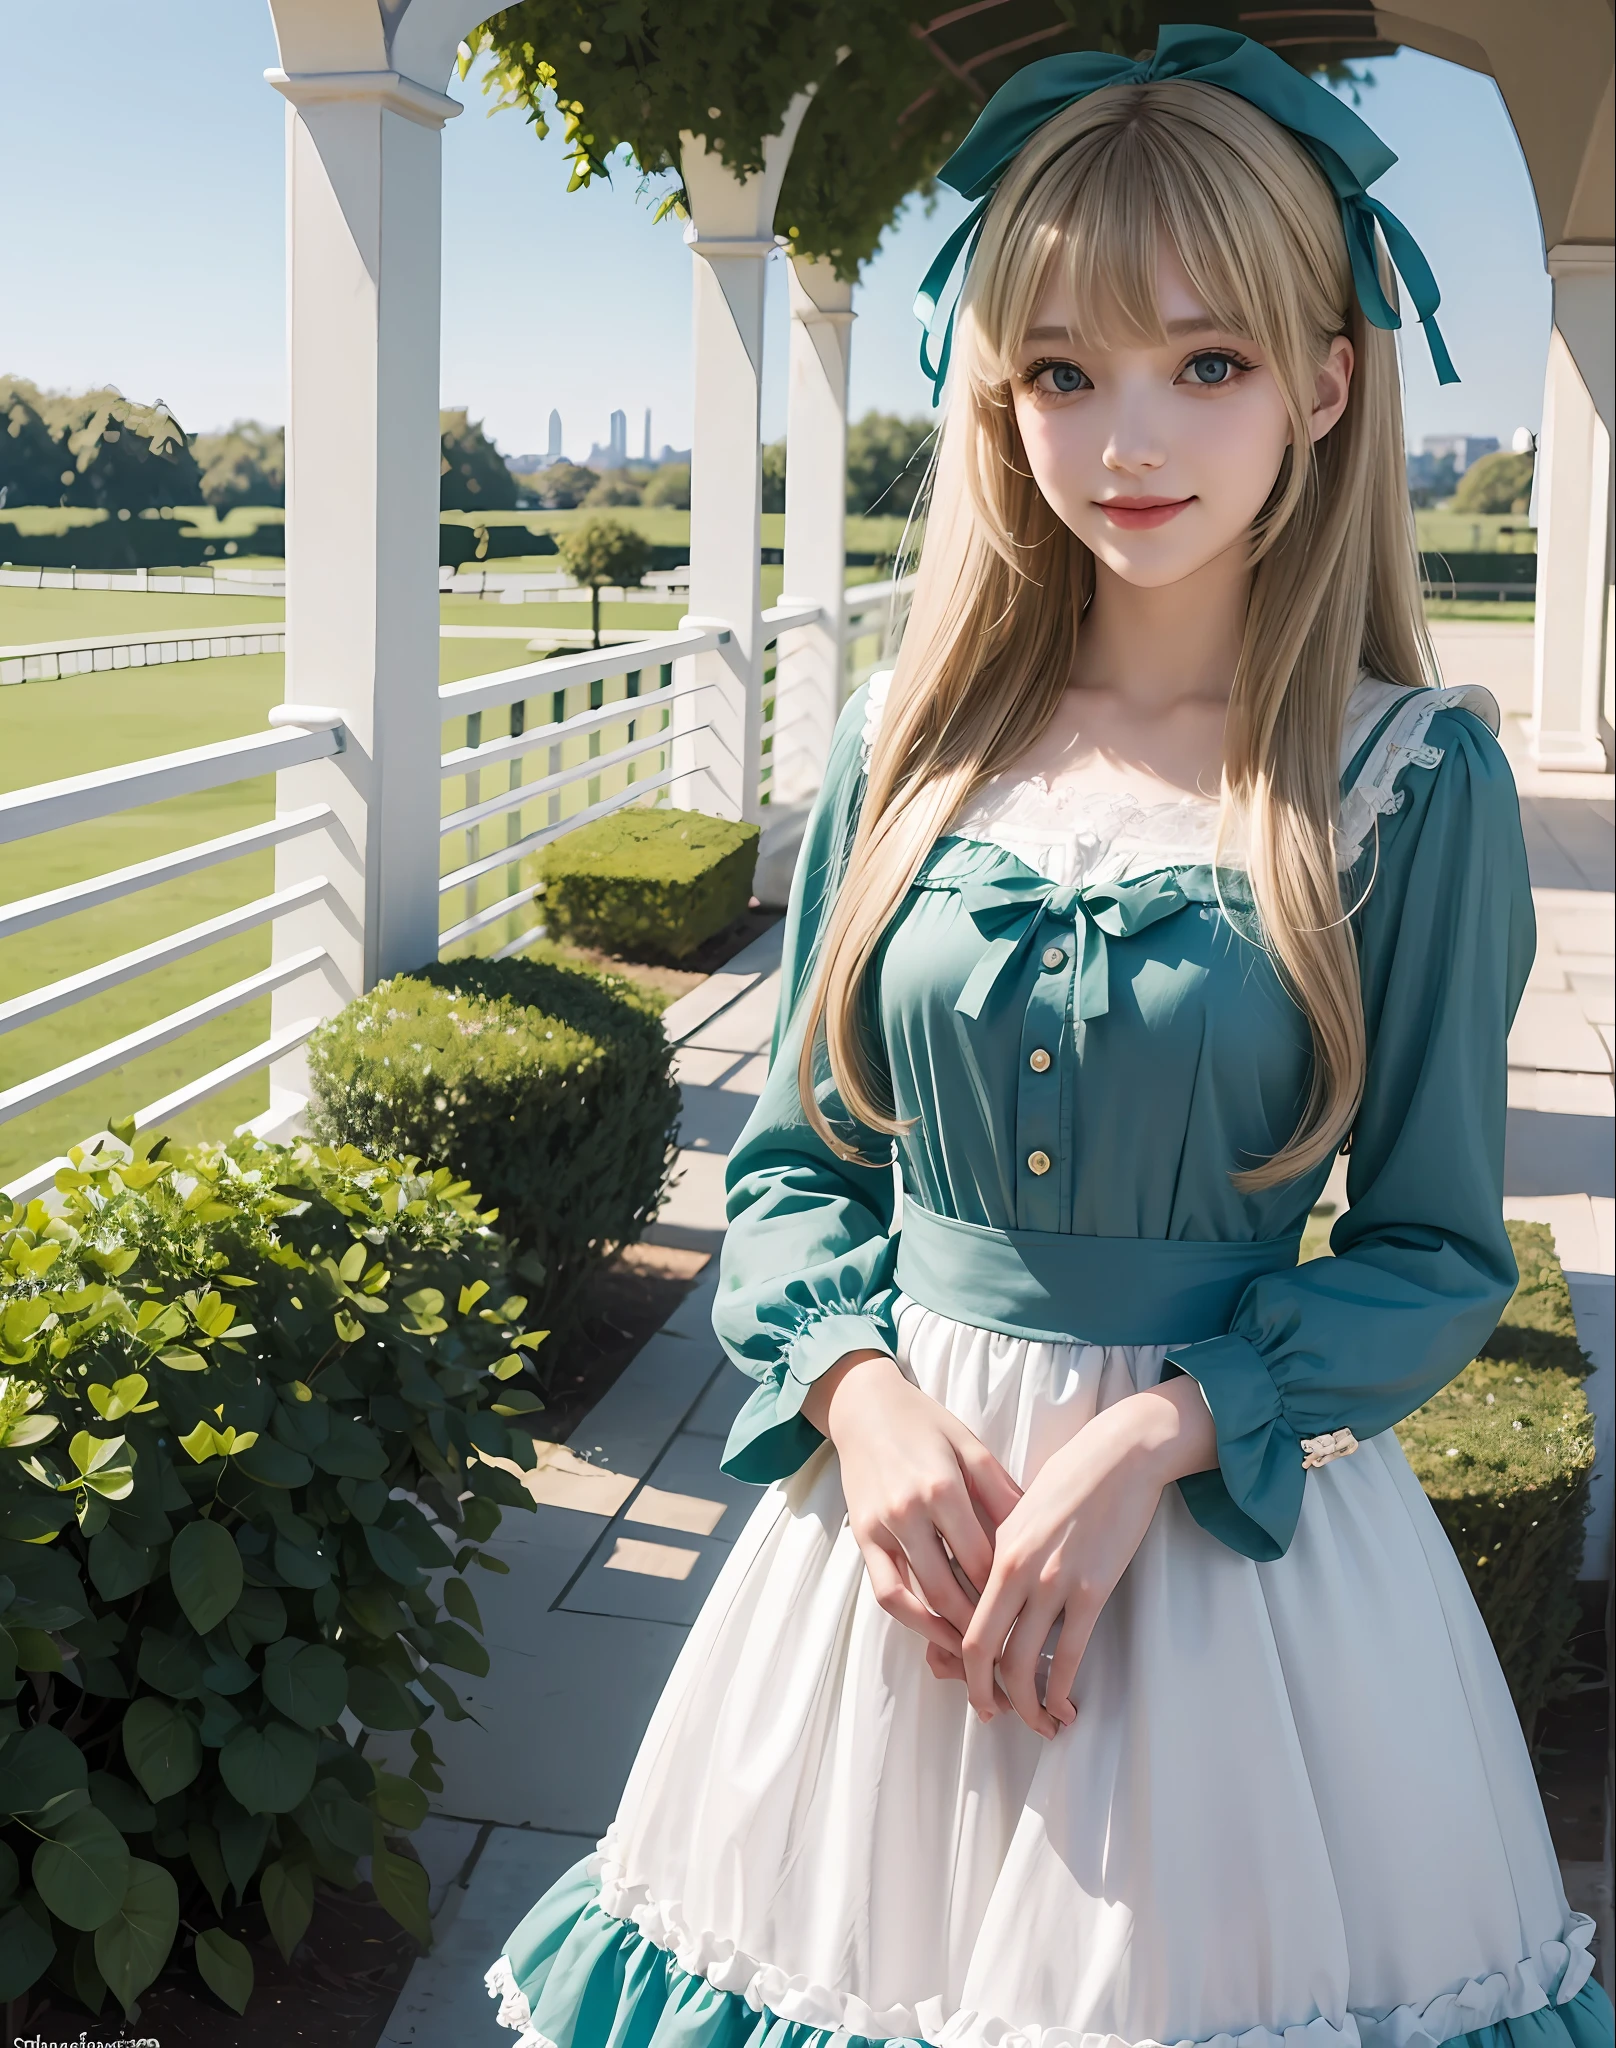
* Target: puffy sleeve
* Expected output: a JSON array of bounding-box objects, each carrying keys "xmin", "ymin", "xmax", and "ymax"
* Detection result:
[
  {"xmin": 1165, "ymin": 705, "xmax": 1537, "ymax": 1561},
  {"xmin": 715, "ymin": 682, "xmax": 902, "ymax": 1484}
]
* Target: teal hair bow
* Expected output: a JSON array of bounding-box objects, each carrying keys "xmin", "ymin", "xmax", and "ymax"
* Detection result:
[{"xmin": 914, "ymin": 22, "xmax": 1458, "ymax": 404}]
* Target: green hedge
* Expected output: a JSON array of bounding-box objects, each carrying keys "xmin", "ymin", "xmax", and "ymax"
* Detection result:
[
  {"xmin": 1396, "ymin": 1222, "xmax": 1596, "ymax": 1742},
  {"xmin": 0, "ymin": 1126, "xmax": 545, "ymax": 2019},
  {"xmin": 539, "ymin": 806, "xmax": 760, "ymax": 963},
  {"xmin": 306, "ymin": 958, "xmax": 680, "ymax": 1345}
]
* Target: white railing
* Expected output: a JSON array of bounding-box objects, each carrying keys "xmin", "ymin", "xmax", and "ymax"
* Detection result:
[
  {"xmin": 0, "ymin": 716, "xmax": 345, "ymax": 1200},
  {"xmin": 842, "ymin": 574, "xmax": 914, "ymax": 704},
  {"xmin": 1, "ymin": 584, "xmax": 894, "ymax": 1202},
  {"xmin": 435, "ymin": 622, "xmax": 733, "ymax": 958}
]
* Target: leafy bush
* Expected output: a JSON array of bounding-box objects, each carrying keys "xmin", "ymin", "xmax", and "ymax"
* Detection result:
[
  {"xmin": 641, "ymin": 464, "xmax": 690, "ymax": 509},
  {"xmin": 539, "ymin": 806, "xmax": 760, "ymax": 964},
  {"xmin": 307, "ymin": 958, "xmax": 679, "ymax": 1345},
  {"xmin": 1451, "ymin": 449, "xmax": 1534, "ymax": 515},
  {"xmin": 0, "ymin": 1126, "xmax": 545, "ymax": 2019},
  {"xmin": 1396, "ymin": 1222, "xmax": 1595, "ymax": 1742}
]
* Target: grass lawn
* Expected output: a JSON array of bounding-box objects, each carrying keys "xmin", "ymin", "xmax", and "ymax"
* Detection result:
[
  {"xmin": 1414, "ymin": 510, "xmax": 1535, "ymax": 554},
  {"xmin": 2, "ymin": 505, "xmax": 283, "ymax": 539},
  {"xmin": 1424, "ymin": 599, "xmax": 1535, "ymax": 622},
  {"xmin": 0, "ymin": 586, "xmax": 285, "ymax": 644}
]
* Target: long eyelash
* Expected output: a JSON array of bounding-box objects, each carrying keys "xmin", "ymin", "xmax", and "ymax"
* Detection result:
[
  {"xmin": 1018, "ymin": 355, "xmax": 1083, "ymax": 388},
  {"xmin": 1188, "ymin": 348, "xmax": 1258, "ymax": 374}
]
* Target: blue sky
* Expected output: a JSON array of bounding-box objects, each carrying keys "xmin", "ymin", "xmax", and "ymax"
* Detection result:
[{"xmin": 0, "ymin": 5, "xmax": 1550, "ymax": 460}]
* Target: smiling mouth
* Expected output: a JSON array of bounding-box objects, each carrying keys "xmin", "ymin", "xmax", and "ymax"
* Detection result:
[{"xmin": 1095, "ymin": 496, "xmax": 1194, "ymax": 529}]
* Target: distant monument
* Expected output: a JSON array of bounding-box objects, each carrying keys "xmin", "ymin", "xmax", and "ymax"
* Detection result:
[
  {"xmin": 643, "ymin": 408, "xmax": 652, "ymax": 463},
  {"xmin": 547, "ymin": 409, "xmax": 563, "ymax": 465}
]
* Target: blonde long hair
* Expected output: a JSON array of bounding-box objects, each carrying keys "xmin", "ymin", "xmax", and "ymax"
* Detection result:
[{"xmin": 800, "ymin": 78, "xmax": 1434, "ymax": 1191}]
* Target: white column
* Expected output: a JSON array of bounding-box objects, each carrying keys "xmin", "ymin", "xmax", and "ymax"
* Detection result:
[
  {"xmin": 672, "ymin": 96, "xmax": 813, "ymax": 824},
  {"xmin": 1531, "ymin": 282, "xmax": 1614, "ymax": 772},
  {"xmin": 753, "ymin": 256, "xmax": 854, "ymax": 905},
  {"xmin": 261, "ymin": 62, "xmax": 459, "ymax": 1127}
]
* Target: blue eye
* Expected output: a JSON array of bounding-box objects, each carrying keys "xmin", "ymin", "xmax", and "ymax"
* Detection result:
[
  {"xmin": 1187, "ymin": 353, "xmax": 1234, "ymax": 385},
  {"xmin": 1049, "ymin": 363, "xmax": 1085, "ymax": 392}
]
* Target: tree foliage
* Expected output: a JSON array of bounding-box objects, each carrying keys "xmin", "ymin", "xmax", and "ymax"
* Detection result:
[
  {"xmin": 468, "ymin": 3, "xmax": 1118, "ymax": 278},
  {"xmin": 192, "ymin": 422, "xmax": 285, "ymax": 511},
  {"xmin": 556, "ymin": 516, "xmax": 654, "ymax": 645},
  {"xmin": 761, "ymin": 440, "xmax": 787, "ymax": 515},
  {"xmin": 1451, "ymin": 450, "xmax": 1534, "ymax": 516},
  {"xmin": 0, "ymin": 378, "xmax": 201, "ymax": 512},
  {"xmin": 584, "ymin": 474, "xmax": 644, "ymax": 507},
  {"xmin": 845, "ymin": 410, "xmax": 935, "ymax": 515},
  {"xmin": 440, "ymin": 409, "xmax": 518, "ymax": 512},
  {"xmin": 641, "ymin": 463, "xmax": 690, "ymax": 509},
  {"xmin": 530, "ymin": 461, "xmax": 599, "ymax": 510}
]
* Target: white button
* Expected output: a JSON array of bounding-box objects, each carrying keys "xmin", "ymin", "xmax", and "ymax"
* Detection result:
[
  {"xmin": 1029, "ymin": 1048, "xmax": 1051, "ymax": 1072},
  {"xmin": 1027, "ymin": 1150, "xmax": 1051, "ymax": 1175},
  {"xmin": 1040, "ymin": 945, "xmax": 1066, "ymax": 970}
]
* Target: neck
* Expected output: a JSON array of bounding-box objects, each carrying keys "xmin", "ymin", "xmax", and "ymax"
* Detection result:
[{"xmin": 1072, "ymin": 540, "xmax": 1251, "ymax": 711}]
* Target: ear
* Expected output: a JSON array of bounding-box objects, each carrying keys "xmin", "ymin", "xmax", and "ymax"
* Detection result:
[{"xmin": 1307, "ymin": 334, "xmax": 1354, "ymax": 444}]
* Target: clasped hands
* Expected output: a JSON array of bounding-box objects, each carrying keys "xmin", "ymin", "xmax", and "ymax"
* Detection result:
[{"xmin": 800, "ymin": 1350, "xmax": 1218, "ymax": 1740}]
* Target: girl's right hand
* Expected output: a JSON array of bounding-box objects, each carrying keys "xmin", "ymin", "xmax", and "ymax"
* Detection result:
[{"xmin": 802, "ymin": 1351, "xmax": 1023, "ymax": 1658}]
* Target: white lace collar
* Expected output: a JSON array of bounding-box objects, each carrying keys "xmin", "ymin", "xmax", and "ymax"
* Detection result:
[{"xmin": 857, "ymin": 667, "xmax": 1499, "ymax": 886}]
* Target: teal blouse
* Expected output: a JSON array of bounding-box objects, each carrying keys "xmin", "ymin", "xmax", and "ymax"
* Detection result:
[{"xmin": 712, "ymin": 677, "xmax": 1535, "ymax": 1562}]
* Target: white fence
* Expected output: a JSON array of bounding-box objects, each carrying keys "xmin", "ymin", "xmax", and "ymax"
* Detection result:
[{"xmin": 0, "ymin": 572, "xmax": 912, "ymax": 1203}]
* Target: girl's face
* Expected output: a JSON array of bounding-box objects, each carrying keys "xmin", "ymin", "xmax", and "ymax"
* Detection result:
[{"xmin": 1008, "ymin": 239, "xmax": 1352, "ymax": 590}]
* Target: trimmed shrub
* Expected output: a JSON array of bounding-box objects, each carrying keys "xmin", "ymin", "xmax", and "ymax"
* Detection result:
[
  {"xmin": 540, "ymin": 806, "xmax": 760, "ymax": 963},
  {"xmin": 1396, "ymin": 1222, "xmax": 1596, "ymax": 1743},
  {"xmin": 0, "ymin": 1125, "xmax": 545, "ymax": 2019},
  {"xmin": 306, "ymin": 958, "xmax": 679, "ymax": 1344}
]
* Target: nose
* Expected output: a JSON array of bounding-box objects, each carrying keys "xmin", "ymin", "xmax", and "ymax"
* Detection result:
[{"xmin": 1101, "ymin": 387, "xmax": 1168, "ymax": 475}]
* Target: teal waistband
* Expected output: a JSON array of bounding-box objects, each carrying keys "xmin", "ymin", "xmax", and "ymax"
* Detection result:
[{"xmin": 893, "ymin": 1202, "xmax": 1301, "ymax": 1347}]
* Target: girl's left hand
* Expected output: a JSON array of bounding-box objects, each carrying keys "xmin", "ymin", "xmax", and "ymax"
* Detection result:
[{"xmin": 954, "ymin": 1375, "xmax": 1219, "ymax": 1737}]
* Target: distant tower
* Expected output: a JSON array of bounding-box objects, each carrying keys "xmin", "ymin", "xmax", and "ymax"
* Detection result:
[
  {"xmin": 643, "ymin": 408, "xmax": 652, "ymax": 463},
  {"xmin": 609, "ymin": 409, "xmax": 627, "ymax": 468},
  {"xmin": 547, "ymin": 409, "xmax": 562, "ymax": 465}
]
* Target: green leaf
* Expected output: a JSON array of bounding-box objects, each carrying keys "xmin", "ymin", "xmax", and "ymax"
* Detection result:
[
  {"xmin": 274, "ymin": 1532, "xmax": 333, "ymax": 1588},
  {"xmin": 232, "ymin": 1433, "xmax": 315, "ymax": 1489},
  {"xmin": 403, "ymin": 1287, "xmax": 444, "ymax": 1317},
  {"xmin": 170, "ymin": 1521, "xmax": 245, "ymax": 1636},
  {"xmin": 219, "ymin": 1719, "xmax": 319, "ymax": 1815},
  {"xmin": 346, "ymin": 1663, "xmax": 427, "ymax": 1731},
  {"xmin": 341, "ymin": 1579, "xmax": 405, "ymax": 1639},
  {"xmin": 87, "ymin": 1527, "xmax": 156, "ymax": 1601},
  {"xmin": 195, "ymin": 1925, "xmax": 254, "ymax": 2014},
  {"xmin": 32, "ymin": 1805, "xmax": 131, "ymax": 1931},
  {"xmin": 0, "ymin": 1897, "xmax": 54, "ymax": 2001},
  {"xmin": 224, "ymin": 1585, "xmax": 287, "ymax": 1652},
  {"xmin": 0, "ymin": 1721, "xmax": 88, "ymax": 1815},
  {"xmin": 88, "ymin": 1770, "xmax": 155, "ymax": 1836},
  {"xmin": 458, "ymin": 1280, "xmax": 489, "ymax": 1314},
  {"xmin": 259, "ymin": 1855, "xmax": 314, "ymax": 1963},
  {"xmin": 301, "ymin": 1774, "xmax": 373, "ymax": 1860},
  {"xmin": 121, "ymin": 1695, "xmax": 202, "ymax": 1802},
  {"xmin": 363, "ymin": 1519, "xmax": 426, "ymax": 1587},
  {"xmin": 10, "ymin": 1625, "xmax": 61, "ymax": 1674},
  {"xmin": 441, "ymin": 1575, "xmax": 483, "ymax": 1633},
  {"xmin": 215, "ymin": 1799, "xmax": 272, "ymax": 1903},
  {"xmin": 369, "ymin": 1768, "xmax": 429, "ymax": 1832},
  {"xmin": 370, "ymin": 1820, "xmax": 432, "ymax": 1945},
  {"xmin": 311, "ymin": 1413, "xmax": 389, "ymax": 1479},
  {"xmin": 94, "ymin": 1856, "xmax": 179, "ymax": 2017},
  {"xmin": 70, "ymin": 1927, "xmax": 109, "ymax": 2017},
  {"xmin": 339, "ymin": 1241, "xmax": 368, "ymax": 1284},
  {"xmin": 185, "ymin": 1819, "xmax": 230, "ymax": 1915},
  {"xmin": 426, "ymin": 1618, "xmax": 490, "ymax": 1678},
  {"xmin": 262, "ymin": 1638, "xmax": 348, "ymax": 1731},
  {"xmin": 136, "ymin": 1625, "xmax": 207, "ymax": 1700},
  {"xmin": 0, "ymin": 1839, "xmax": 17, "ymax": 1899},
  {"xmin": 87, "ymin": 1373, "xmax": 152, "ymax": 1421}
]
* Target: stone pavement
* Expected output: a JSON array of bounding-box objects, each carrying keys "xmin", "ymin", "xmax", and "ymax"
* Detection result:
[{"xmin": 379, "ymin": 625, "xmax": 1612, "ymax": 2042}]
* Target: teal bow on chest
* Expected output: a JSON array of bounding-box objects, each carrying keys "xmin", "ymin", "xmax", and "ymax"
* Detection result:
[{"xmin": 951, "ymin": 867, "xmax": 1194, "ymax": 1024}]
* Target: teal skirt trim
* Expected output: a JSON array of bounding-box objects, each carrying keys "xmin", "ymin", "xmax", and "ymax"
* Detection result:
[{"xmin": 487, "ymin": 1856, "xmax": 1614, "ymax": 2048}]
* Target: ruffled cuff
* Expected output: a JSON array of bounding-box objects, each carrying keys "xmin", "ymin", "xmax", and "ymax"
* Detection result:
[
  {"xmin": 1163, "ymin": 1333, "xmax": 1305, "ymax": 1563},
  {"xmin": 720, "ymin": 1313, "xmax": 897, "ymax": 1485}
]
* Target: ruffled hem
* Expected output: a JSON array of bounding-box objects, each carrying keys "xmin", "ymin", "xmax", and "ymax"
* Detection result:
[{"xmin": 483, "ymin": 1846, "xmax": 1609, "ymax": 2048}]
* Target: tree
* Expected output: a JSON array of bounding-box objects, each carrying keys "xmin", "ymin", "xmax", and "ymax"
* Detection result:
[
  {"xmin": 584, "ymin": 474, "xmax": 644, "ymax": 507},
  {"xmin": 556, "ymin": 516, "xmax": 654, "ymax": 646},
  {"xmin": 440, "ymin": 408, "xmax": 519, "ymax": 511},
  {"xmin": 1, "ymin": 377, "xmax": 204, "ymax": 512},
  {"xmin": 536, "ymin": 461, "xmax": 600, "ymax": 510},
  {"xmin": 845, "ymin": 411, "xmax": 934, "ymax": 516},
  {"xmin": 761, "ymin": 439, "xmax": 787, "ymax": 515},
  {"xmin": 193, "ymin": 420, "xmax": 285, "ymax": 509},
  {"xmin": 642, "ymin": 463, "xmax": 690, "ymax": 509},
  {"xmin": 1451, "ymin": 450, "xmax": 1534, "ymax": 516},
  {"xmin": 0, "ymin": 383, "xmax": 63, "ymax": 506}
]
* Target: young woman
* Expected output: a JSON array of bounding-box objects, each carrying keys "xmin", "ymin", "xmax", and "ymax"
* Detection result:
[{"xmin": 489, "ymin": 31, "xmax": 1611, "ymax": 2048}]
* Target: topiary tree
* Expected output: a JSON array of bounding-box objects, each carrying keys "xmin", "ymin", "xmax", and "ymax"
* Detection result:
[
  {"xmin": 439, "ymin": 408, "xmax": 518, "ymax": 512},
  {"xmin": 556, "ymin": 516, "xmax": 653, "ymax": 646},
  {"xmin": 1451, "ymin": 449, "xmax": 1535, "ymax": 516}
]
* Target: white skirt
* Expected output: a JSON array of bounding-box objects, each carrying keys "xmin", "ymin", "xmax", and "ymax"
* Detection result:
[{"xmin": 490, "ymin": 1294, "xmax": 1598, "ymax": 2048}]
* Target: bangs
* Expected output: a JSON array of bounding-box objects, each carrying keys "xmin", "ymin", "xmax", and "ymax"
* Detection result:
[{"xmin": 968, "ymin": 81, "xmax": 1340, "ymax": 378}]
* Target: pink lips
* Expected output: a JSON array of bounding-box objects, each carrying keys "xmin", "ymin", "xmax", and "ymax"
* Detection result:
[{"xmin": 1095, "ymin": 496, "xmax": 1194, "ymax": 530}]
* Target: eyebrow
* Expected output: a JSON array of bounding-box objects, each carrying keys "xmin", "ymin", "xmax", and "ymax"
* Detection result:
[{"xmin": 1021, "ymin": 316, "xmax": 1231, "ymax": 343}]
